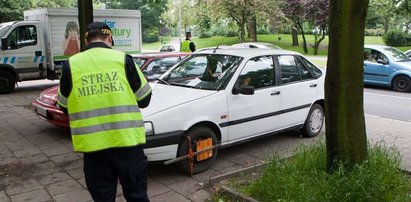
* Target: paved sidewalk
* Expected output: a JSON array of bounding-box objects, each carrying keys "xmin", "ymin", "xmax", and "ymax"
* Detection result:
[{"xmin": 0, "ymin": 81, "xmax": 410, "ymax": 201}]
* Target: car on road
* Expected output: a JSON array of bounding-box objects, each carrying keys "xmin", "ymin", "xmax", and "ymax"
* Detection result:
[
  {"xmin": 32, "ymin": 52, "xmax": 189, "ymax": 127},
  {"xmin": 232, "ymin": 42, "xmax": 282, "ymax": 50},
  {"xmin": 32, "ymin": 48, "xmax": 325, "ymax": 174},
  {"xmin": 159, "ymin": 44, "xmax": 180, "ymax": 52},
  {"xmin": 363, "ymin": 44, "xmax": 411, "ymax": 92},
  {"xmin": 404, "ymin": 49, "xmax": 411, "ymax": 58}
]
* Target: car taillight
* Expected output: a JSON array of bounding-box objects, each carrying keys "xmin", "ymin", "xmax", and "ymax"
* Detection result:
[{"xmin": 39, "ymin": 93, "xmax": 57, "ymax": 106}]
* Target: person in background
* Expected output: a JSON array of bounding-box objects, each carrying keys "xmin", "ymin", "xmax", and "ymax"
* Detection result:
[
  {"xmin": 180, "ymin": 31, "xmax": 196, "ymax": 52},
  {"xmin": 57, "ymin": 21, "xmax": 152, "ymax": 202}
]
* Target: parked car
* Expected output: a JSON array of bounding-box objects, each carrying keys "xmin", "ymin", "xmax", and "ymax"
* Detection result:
[
  {"xmin": 363, "ymin": 44, "xmax": 411, "ymax": 92},
  {"xmin": 159, "ymin": 44, "xmax": 180, "ymax": 52},
  {"xmin": 132, "ymin": 52, "xmax": 190, "ymax": 81},
  {"xmin": 404, "ymin": 49, "xmax": 411, "ymax": 58},
  {"xmin": 232, "ymin": 42, "xmax": 282, "ymax": 49},
  {"xmin": 32, "ymin": 48, "xmax": 325, "ymax": 174},
  {"xmin": 32, "ymin": 52, "xmax": 189, "ymax": 127}
]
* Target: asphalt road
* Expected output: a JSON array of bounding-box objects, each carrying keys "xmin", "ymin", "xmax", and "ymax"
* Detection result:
[{"xmin": 364, "ymin": 86, "xmax": 411, "ymax": 122}]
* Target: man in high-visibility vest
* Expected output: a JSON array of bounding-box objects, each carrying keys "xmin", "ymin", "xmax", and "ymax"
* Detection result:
[
  {"xmin": 57, "ymin": 22, "xmax": 152, "ymax": 202},
  {"xmin": 180, "ymin": 31, "xmax": 196, "ymax": 52}
]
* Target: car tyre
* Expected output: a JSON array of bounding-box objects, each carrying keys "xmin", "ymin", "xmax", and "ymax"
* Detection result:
[
  {"xmin": 302, "ymin": 104, "xmax": 324, "ymax": 138},
  {"xmin": 0, "ymin": 71, "xmax": 16, "ymax": 94},
  {"xmin": 392, "ymin": 75, "xmax": 411, "ymax": 92},
  {"xmin": 177, "ymin": 126, "xmax": 218, "ymax": 175}
]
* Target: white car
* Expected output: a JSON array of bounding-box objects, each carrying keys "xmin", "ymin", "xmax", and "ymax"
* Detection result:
[
  {"xmin": 232, "ymin": 42, "xmax": 282, "ymax": 49},
  {"xmin": 159, "ymin": 44, "xmax": 180, "ymax": 52},
  {"xmin": 142, "ymin": 48, "xmax": 325, "ymax": 174}
]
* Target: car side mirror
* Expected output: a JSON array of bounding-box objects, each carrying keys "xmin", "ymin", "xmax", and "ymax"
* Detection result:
[
  {"xmin": 232, "ymin": 85, "xmax": 254, "ymax": 95},
  {"xmin": 1, "ymin": 38, "xmax": 7, "ymax": 50},
  {"xmin": 377, "ymin": 59, "xmax": 388, "ymax": 65}
]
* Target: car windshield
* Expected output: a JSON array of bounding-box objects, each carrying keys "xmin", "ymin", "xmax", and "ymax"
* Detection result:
[
  {"xmin": 160, "ymin": 54, "xmax": 243, "ymax": 90},
  {"xmin": 383, "ymin": 47, "xmax": 410, "ymax": 62},
  {"xmin": 0, "ymin": 22, "xmax": 13, "ymax": 38},
  {"xmin": 132, "ymin": 57, "xmax": 147, "ymax": 68}
]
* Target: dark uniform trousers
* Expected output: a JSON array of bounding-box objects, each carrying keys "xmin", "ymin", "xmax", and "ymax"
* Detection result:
[{"xmin": 83, "ymin": 145, "xmax": 149, "ymax": 202}]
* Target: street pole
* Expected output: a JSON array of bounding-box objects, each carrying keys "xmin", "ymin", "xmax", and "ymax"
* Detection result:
[{"xmin": 178, "ymin": 0, "xmax": 182, "ymax": 44}]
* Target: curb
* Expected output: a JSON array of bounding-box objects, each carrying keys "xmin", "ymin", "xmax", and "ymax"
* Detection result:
[{"xmin": 220, "ymin": 185, "xmax": 259, "ymax": 202}]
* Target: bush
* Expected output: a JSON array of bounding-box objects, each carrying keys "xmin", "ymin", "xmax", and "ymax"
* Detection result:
[
  {"xmin": 246, "ymin": 141, "xmax": 411, "ymax": 202},
  {"xmin": 383, "ymin": 30, "xmax": 408, "ymax": 46},
  {"xmin": 198, "ymin": 31, "xmax": 212, "ymax": 38},
  {"xmin": 225, "ymin": 29, "xmax": 238, "ymax": 37},
  {"xmin": 143, "ymin": 34, "xmax": 159, "ymax": 43},
  {"xmin": 257, "ymin": 27, "xmax": 269, "ymax": 35}
]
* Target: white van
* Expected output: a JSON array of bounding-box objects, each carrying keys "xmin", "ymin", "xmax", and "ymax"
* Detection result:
[{"xmin": 0, "ymin": 8, "xmax": 142, "ymax": 93}]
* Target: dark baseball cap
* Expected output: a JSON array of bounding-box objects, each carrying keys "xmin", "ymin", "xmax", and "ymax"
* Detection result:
[{"xmin": 85, "ymin": 22, "xmax": 114, "ymax": 46}]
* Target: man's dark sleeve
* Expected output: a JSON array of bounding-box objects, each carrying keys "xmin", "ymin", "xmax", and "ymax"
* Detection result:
[
  {"xmin": 59, "ymin": 61, "xmax": 72, "ymax": 114},
  {"xmin": 125, "ymin": 55, "xmax": 151, "ymax": 108},
  {"xmin": 190, "ymin": 41, "xmax": 196, "ymax": 52}
]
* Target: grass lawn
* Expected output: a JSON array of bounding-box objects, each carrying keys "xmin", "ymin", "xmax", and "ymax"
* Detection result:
[
  {"xmin": 216, "ymin": 142, "xmax": 411, "ymax": 202},
  {"xmin": 142, "ymin": 34, "xmax": 411, "ymax": 56}
]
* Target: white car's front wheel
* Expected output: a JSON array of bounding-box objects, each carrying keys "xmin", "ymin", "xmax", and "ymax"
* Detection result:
[
  {"xmin": 302, "ymin": 104, "xmax": 324, "ymax": 137},
  {"xmin": 177, "ymin": 126, "xmax": 218, "ymax": 175}
]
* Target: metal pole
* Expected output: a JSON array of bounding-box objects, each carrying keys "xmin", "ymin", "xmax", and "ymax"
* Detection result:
[{"xmin": 178, "ymin": 0, "xmax": 182, "ymax": 44}]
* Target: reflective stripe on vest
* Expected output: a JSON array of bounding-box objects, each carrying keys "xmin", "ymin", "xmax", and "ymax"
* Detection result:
[
  {"xmin": 180, "ymin": 40, "xmax": 191, "ymax": 52},
  {"xmin": 135, "ymin": 67, "xmax": 152, "ymax": 101},
  {"xmin": 67, "ymin": 48, "xmax": 146, "ymax": 152}
]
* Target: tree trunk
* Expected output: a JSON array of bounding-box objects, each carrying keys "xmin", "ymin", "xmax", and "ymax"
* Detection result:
[
  {"xmin": 297, "ymin": 22, "xmax": 308, "ymax": 54},
  {"xmin": 78, "ymin": 0, "xmax": 93, "ymax": 51},
  {"xmin": 383, "ymin": 17, "xmax": 389, "ymax": 34},
  {"xmin": 239, "ymin": 23, "xmax": 246, "ymax": 42},
  {"xmin": 292, "ymin": 27, "xmax": 299, "ymax": 46},
  {"xmin": 325, "ymin": 0, "xmax": 369, "ymax": 171},
  {"xmin": 313, "ymin": 28, "xmax": 326, "ymax": 55},
  {"xmin": 249, "ymin": 15, "xmax": 257, "ymax": 42}
]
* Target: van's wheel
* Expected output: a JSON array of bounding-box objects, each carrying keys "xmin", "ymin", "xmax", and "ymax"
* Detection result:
[
  {"xmin": 302, "ymin": 104, "xmax": 324, "ymax": 137},
  {"xmin": 0, "ymin": 71, "xmax": 16, "ymax": 94},
  {"xmin": 392, "ymin": 75, "xmax": 411, "ymax": 92},
  {"xmin": 177, "ymin": 126, "xmax": 218, "ymax": 175}
]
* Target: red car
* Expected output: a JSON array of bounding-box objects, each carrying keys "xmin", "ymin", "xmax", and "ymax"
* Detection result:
[{"xmin": 32, "ymin": 52, "xmax": 190, "ymax": 127}]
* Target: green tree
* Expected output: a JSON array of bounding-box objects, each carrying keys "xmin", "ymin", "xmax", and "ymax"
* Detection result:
[
  {"xmin": 367, "ymin": 0, "xmax": 395, "ymax": 33},
  {"xmin": 0, "ymin": 0, "xmax": 76, "ymax": 23},
  {"xmin": 99, "ymin": 0, "xmax": 167, "ymax": 42},
  {"xmin": 325, "ymin": 0, "xmax": 369, "ymax": 170},
  {"xmin": 161, "ymin": 0, "xmax": 196, "ymax": 36},
  {"xmin": 209, "ymin": 0, "xmax": 281, "ymax": 42}
]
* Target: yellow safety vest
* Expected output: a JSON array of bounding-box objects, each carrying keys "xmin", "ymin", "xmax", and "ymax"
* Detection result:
[
  {"xmin": 57, "ymin": 47, "xmax": 151, "ymax": 152},
  {"xmin": 180, "ymin": 40, "xmax": 192, "ymax": 52}
]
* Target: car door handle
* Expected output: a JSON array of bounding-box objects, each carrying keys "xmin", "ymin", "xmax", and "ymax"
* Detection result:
[
  {"xmin": 309, "ymin": 84, "xmax": 317, "ymax": 88},
  {"xmin": 271, "ymin": 91, "xmax": 280, "ymax": 95}
]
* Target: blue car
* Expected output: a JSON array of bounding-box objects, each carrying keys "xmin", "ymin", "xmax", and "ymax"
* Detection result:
[{"xmin": 363, "ymin": 44, "xmax": 411, "ymax": 92}]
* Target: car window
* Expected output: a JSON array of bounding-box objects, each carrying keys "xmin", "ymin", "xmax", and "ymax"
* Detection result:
[
  {"xmin": 144, "ymin": 56, "xmax": 181, "ymax": 73},
  {"xmin": 297, "ymin": 56, "xmax": 322, "ymax": 78},
  {"xmin": 383, "ymin": 47, "xmax": 409, "ymax": 62},
  {"xmin": 238, "ymin": 56, "xmax": 275, "ymax": 89},
  {"xmin": 162, "ymin": 54, "xmax": 243, "ymax": 90},
  {"xmin": 295, "ymin": 58, "xmax": 313, "ymax": 80},
  {"xmin": 6, "ymin": 25, "xmax": 37, "ymax": 50},
  {"xmin": 278, "ymin": 55, "xmax": 301, "ymax": 84},
  {"xmin": 368, "ymin": 49, "xmax": 388, "ymax": 64},
  {"xmin": 133, "ymin": 57, "xmax": 147, "ymax": 68},
  {"xmin": 364, "ymin": 48, "xmax": 377, "ymax": 63}
]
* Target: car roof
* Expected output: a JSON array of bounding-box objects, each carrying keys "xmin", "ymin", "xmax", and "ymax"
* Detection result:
[
  {"xmin": 364, "ymin": 44, "xmax": 392, "ymax": 51},
  {"xmin": 193, "ymin": 48, "xmax": 300, "ymax": 58},
  {"xmin": 131, "ymin": 52, "xmax": 190, "ymax": 58}
]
